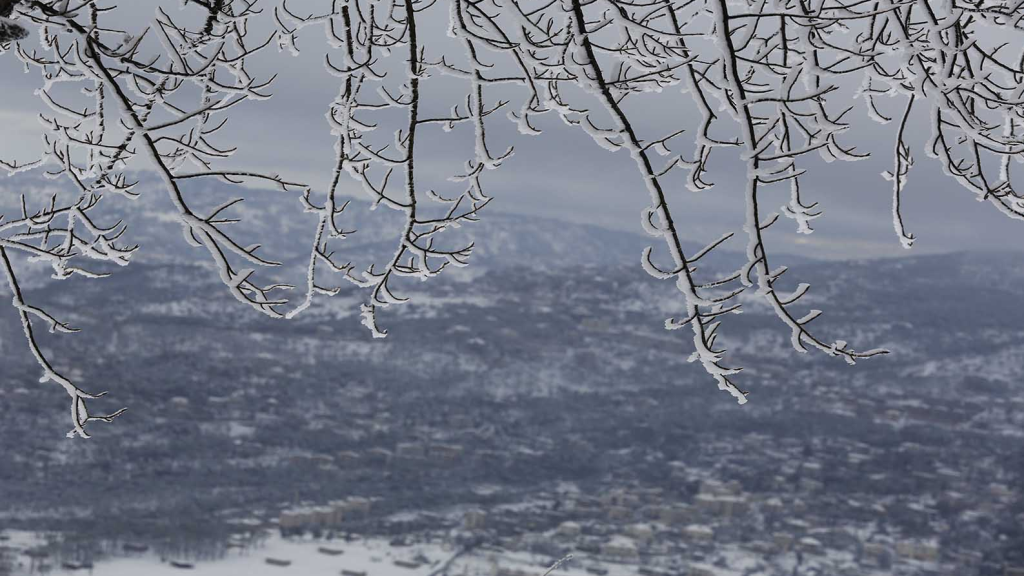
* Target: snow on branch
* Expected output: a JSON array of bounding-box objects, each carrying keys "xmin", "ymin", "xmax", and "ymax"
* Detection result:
[{"xmin": 4, "ymin": 0, "xmax": 1024, "ymax": 434}]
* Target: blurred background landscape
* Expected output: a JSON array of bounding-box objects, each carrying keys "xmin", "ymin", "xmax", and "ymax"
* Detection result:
[{"xmin": 1, "ymin": 171, "xmax": 1023, "ymax": 576}]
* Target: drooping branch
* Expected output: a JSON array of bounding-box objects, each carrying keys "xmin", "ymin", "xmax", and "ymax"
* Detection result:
[
  {"xmin": 1, "ymin": 246, "xmax": 126, "ymax": 438},
  {"xmin": 5, "ymin": 0, "xmax": 1024, "ymax": 434}
]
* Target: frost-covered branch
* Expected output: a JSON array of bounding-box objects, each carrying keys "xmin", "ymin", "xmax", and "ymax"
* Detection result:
[
  {"xmin": 2, "ymin": 0, "xmax": 313, "ymax": 435},
  {"xmin": 1, "ymin": 246, "xmax": 126, "ymax": 438},
  {"xmin": 5, "ymin": 0, "xmax": 1024, "ymax": 434},
  {"xmin": 277, "ymin": 0, "xmax": 510, "ymax": 335}
]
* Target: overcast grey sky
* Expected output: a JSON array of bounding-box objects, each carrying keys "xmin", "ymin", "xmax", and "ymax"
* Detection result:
[{"xmin": 2, "ymin": 0, "xmax": 1023, "ymax": 261}]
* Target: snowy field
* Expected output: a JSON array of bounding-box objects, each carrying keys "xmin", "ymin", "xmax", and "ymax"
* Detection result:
[
  {"xmin": 8, "ymin": 534, "xmax": 461, "ymax": 576},
  {"xmin": 2, "ymin": 529, "xmax": 904, "ymax": 576}
]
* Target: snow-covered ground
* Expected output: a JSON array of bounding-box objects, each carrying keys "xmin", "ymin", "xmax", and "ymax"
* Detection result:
[
  {"xmin": 1, "ymin": 527, "xmax": 929, "ymax": 576},
  {"xmin": 9, "ymin": 534, "xmax": 460, "ymax": 576}
]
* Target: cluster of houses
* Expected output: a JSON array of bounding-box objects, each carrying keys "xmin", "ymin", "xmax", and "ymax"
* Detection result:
[
  {"xmin": 429, "ymin": 474, "xmax": 1020, "ymax": 576},
  {"xmin": 258, "ymin": 383, "xmax": 1023, "ymax": 576},
  {"xmin": 278, "ymin": 497, "xmax": 374, "ymax": 534}
]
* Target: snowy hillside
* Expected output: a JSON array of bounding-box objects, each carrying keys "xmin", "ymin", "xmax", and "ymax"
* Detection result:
[{"xmin": 2, "ymin": 174, "xmax": 1024, "ymax": 576}]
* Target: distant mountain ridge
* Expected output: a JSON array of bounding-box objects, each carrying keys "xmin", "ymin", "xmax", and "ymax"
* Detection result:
[{"xmin": 0, "ymin": 171, "xmax": 804, "ymax": 274}]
